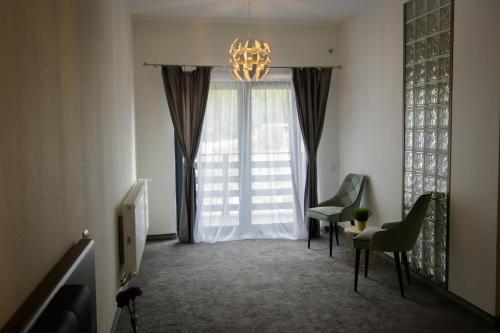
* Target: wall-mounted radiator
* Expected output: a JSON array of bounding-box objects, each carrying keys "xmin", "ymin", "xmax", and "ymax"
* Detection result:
[{"xmin": 121, "ymin": 179, "xmax": 149, "ymax": 276}]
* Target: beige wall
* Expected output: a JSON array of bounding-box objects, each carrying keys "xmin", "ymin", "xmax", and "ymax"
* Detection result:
[
  {"xmin": 132, "ymin": 18, "xmax": 342, "ymax": 235},
  {"xmin": 449, "ymin": 0, "xmax": 500, "ymax": 315},
  {"xmin": 338, "ymin": 0, "xmax": 405, "ymax": 227},
  {"xmin": 339, "ymin": 0, "xmax": 500, "ymax": 315},
  {"xmin": 0, "ymin": 0, "xmax": 136, "ymax": 331}
]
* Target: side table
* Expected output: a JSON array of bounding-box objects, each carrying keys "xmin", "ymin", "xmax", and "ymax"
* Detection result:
[{"xmin": 343, "ymin": 226, "xmax": 380, "ymax": 269}]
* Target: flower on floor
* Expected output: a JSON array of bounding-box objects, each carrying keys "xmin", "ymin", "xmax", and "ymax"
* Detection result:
[{"xmin": 116, "ymin": 286, "xmax": 143, "ymax": 333}]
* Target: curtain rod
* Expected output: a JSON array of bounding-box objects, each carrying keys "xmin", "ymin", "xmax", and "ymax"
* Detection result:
[{"xmin": 142, "ymin": 62, "xmax": 342, "ymax": 70}]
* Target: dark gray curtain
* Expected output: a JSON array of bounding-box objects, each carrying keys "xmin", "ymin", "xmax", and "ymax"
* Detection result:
[
  {"xmin": 162, "ymin": 66, "xmax": 212, "ymax": 243},
  {"xmin": 292, "ymin": 68, "xmax": 332, "ymax": 237}
]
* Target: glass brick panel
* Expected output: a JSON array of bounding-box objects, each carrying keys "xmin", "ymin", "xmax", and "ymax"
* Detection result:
[
  {"xmin": 426, "ymin": 59, "xmax": 438, "ymax": 81},
  {"xmin": 415, "ymin": 63, "xmax": 426, "ymax": 84},
  {"xmin": 405, "ymin": 172, "xmax": 413, "ymax": 191},
  {"xmin": 435, "ymin": 270, "xmax": 445, "ymax": 285},
  {"xmin": 416, "ymin": 16, "xmax": 427, "ymax": 39},
  {"xmin": 415, "ymin": 40, "xmax": 426, "ymax": 61},
  {"xmin": 415, "ymin": 107, "xmax": 425, "ymax": 128},
  {"xmin": 405, "ymin": 131, "xmax": 414, "ymax": 149},
  {"xmin": 435, "ymin": 195, "xmax": 447, "ymax": 221},
  {"xmin": 404, "ymin": 191, "xmax": 413, "ymax": 210},
  {"xmin": 406, "ymin": 0, "xmax": 415, "ymax": 21},
  {"xmin": 427, "ymin": 10, "xmax": 439, "ymax": 33},
  {"xmin": 416, "ymin": 0, "xmax": 427, "ymax": 16},
  {"xmin": 428, "ymin": 0, "xmax": 439, "ymax": 10},
  {"xmin": 413, "ymin": 174, "xmax": 424, "ymax": 194},
  {"xmin": 426, "ymin": 84, "xmax": 438, "ymax": 104},
  {"xmin": 406, "ymin": 108, "xmax": 414, "ymax": 128},
  {"xmin": 426, "ymin": 199, "xmax": 435, "ymax": 220},
  {"xmin": 437, "ymin": 177, "xmax": 448, "ymax": 193},
  {"xmin": 406, "ymin": 44, "xmax": 415, "ymax": 65},
  {"xmin": 425, "ymin": 153, "xmax": 437, "ymax": 173},
  {"xmin": 424, "ymin": 175, "xmax": 436, "ymax": 192},
  {"xmin": 415, "ymin": 86, "xmax": 425, "ymax": 106},
  {"xmin": 425, "ymin": 131, "xmax": 437, "ymax": 151},
  {"xmin": 406, "ymin": 21, "xmax": 416, "ymax": 42},
  {"xmin": 414, "ymin": 152, "xmax": 424, "ymax": 172},
  {"xmin": 404, "ymin": 0, "xmax": 452, "ymax": 287},
  {"xmin": 414, "ymin": 239, "xmax": 423, "ymax": 257},
  {"xmin": 439, "ymin": 57, "xmax": 450, "ymax": 80},
  {"xmin": 406, "ymin": 65, "xmax": 415, "ymax": 85},
  {"xmin": 423, "ymin": 243, "xmax": 435, "ymax": 267},
  {"xmin": 436, "ymin": 223, "xmax": 446, "ymax": 247},
  {"xmin": 405, "ymin": 151, "xmax": 413, "ymax": 170},
  {"xmin": 439, "ymin": 31, "xmax": 451, "ymax": 55},
  {"xmin": 423, "ymin": 220, "xmax": 435, "ymax": 243},
  {"xmin": 438, "ymin": 83, "xmax": 449, "ymax": 103},
  {"xmin": 426, "ymin": 106, "xmax": 437, "ymax": 128},
  {"xmin": 440, "ymin": 6, "xmax": 451, "ymax": 30},
  {"xmin": 438, "ymin": 131, "xmax": 449, "ymax": 152},
  {"xmin": 415, "ymin": 130, "xmax": 425, "ymax": 151},
  {"xmin": 406, "ymin": 88, "xmax": 414, "ymax": 107},
  {"xmin": 438, "ymin": 105, "xmax": 449, "ymax": 128},
  {"xmin": 437, "ymin": 154, "xmax": 448, "ymax": 176},
  {"xmin": 427, "ymin": 35, "xmax": 439, "ymax": 57}
]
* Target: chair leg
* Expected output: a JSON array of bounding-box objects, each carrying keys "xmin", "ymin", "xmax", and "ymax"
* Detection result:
[
  {"xmin": 307, "ymin": 219, "xmax": 312, "ymax": 249},
  {"xmin": 364, "ymin": 250, "xmax": 370, "ymax": 278},
  {"xmin": 329, "ymin": 223, "xmax": 333, "ymax": 257},
  {"xmin": 354, "ymin": 249, "xmax": 361, "ymax": 292},
  {"xmin": 394, "ymin": 252, "xmax": 405, "ymax": 297},
  {"xmin": 334, "ymin": 222, "xmax": 339, "ymax": 245},
  {"xmin": 350, "ymin": 220, "xmax": 355, "ymax": 226},
  {"xmin": 402, "ymin": 252, "xmax": 411, "ymax": 283}
]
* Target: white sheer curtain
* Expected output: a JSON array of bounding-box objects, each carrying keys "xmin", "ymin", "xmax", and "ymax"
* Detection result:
[{"xmin": 194, "ymin": 68, "xmax": 307, "ymax": 243}]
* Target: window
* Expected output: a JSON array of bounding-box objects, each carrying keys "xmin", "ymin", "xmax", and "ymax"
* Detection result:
[{"xmin": 194, "ymin": 69, "xmax": 307, "ymax": 243}]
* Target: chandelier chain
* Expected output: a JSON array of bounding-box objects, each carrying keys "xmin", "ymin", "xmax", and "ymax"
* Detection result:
[{"xmin": 248, "ymin": 0, "xmax": 251, "ymax": 39}]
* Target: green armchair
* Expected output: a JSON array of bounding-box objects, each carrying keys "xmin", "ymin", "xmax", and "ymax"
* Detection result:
[
  {"xmin": 307, "ymin": 174, "xmax": 366, "ymax": 257},
  {"xmin": 352, "ymin": 193, "xmax": 432, "ymax": 297}
]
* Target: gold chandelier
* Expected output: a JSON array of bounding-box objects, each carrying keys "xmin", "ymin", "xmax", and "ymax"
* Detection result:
[{"xmin": 229, "ymin": 1, "xmax": 271, "ymax": 81}]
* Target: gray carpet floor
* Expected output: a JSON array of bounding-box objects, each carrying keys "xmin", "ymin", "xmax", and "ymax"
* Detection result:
[{"xmin": 116, "ymin": 234, "xmax": 499, "ymax": 333}]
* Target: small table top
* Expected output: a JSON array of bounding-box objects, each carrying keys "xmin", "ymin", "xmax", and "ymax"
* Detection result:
[{"xmin": 344, "ymin": 226, "xmax": 363, "ymax": 236}]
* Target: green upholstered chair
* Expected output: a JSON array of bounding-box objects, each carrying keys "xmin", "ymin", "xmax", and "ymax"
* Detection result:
[
  {"xmin": 352, "ymin": 193, "xmax": 432, "ymax": 297},
  {"xmin": 307, "ymin": 174, "xmax": 366, "ymax": 257}
]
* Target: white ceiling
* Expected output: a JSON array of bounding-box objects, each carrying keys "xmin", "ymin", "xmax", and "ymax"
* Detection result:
[{"xmin": 127, "ymin": 0, "xmax": 376, "ymax": 24}]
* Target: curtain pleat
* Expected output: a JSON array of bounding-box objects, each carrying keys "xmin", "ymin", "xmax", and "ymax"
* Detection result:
[
  {"xmin": 292, "ymin": 68, "xmax": 332, "ymax": 238},
  {"xmin": 161, "ymin": 66, "xmax": 212, "ymax": 243}
]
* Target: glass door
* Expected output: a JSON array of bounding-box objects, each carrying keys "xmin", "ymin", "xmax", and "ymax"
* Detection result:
[{"xmin": 194, "ymin": 69, "xmax": 307, "ymax": 243}]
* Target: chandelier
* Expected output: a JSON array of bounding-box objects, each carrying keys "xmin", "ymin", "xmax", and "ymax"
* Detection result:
[{"xmin": 229, "ymin": 1, "xmax": 271, "ymax": 81}]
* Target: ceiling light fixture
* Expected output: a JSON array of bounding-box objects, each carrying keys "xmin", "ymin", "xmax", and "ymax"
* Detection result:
[{"xmin": 229, "ymin": 0, "xmax": 271, "ymax": 81}]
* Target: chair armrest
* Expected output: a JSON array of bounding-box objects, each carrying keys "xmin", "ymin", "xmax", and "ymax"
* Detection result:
[
  {"xmin": 381, "ymin": 221, "xmax": 402, "ymax": 230},
  {"xmin": 352, "ymin": 227, "xmax": 383, "ymax": 250}
]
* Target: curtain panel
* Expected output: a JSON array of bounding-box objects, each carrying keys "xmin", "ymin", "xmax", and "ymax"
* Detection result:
[
  {"xmin": 292, "ymin": 68, "xmax": 332, "ymax": 238},
  {"xmin": 194, "ymin": 68, "xmax": 308, "ymax": 243},
  {"xmin": 161, "ymin": 65, "xmax": 212, "ymax": 243}
]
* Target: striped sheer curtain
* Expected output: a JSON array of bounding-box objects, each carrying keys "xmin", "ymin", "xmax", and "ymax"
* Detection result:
[{"xmin": 194, "ymin": 69, "xmax": 307, "ymax": 243}]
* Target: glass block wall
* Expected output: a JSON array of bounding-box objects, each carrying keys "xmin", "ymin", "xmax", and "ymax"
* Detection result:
[{"xmin": 403, "ymin": 0, "xmax": 453, "ymax": 287}]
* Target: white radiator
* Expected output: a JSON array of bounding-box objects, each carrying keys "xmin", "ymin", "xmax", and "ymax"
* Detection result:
[{"xmin": 122, "ymin": 179, "xmax": 149, "ymax": 276}]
